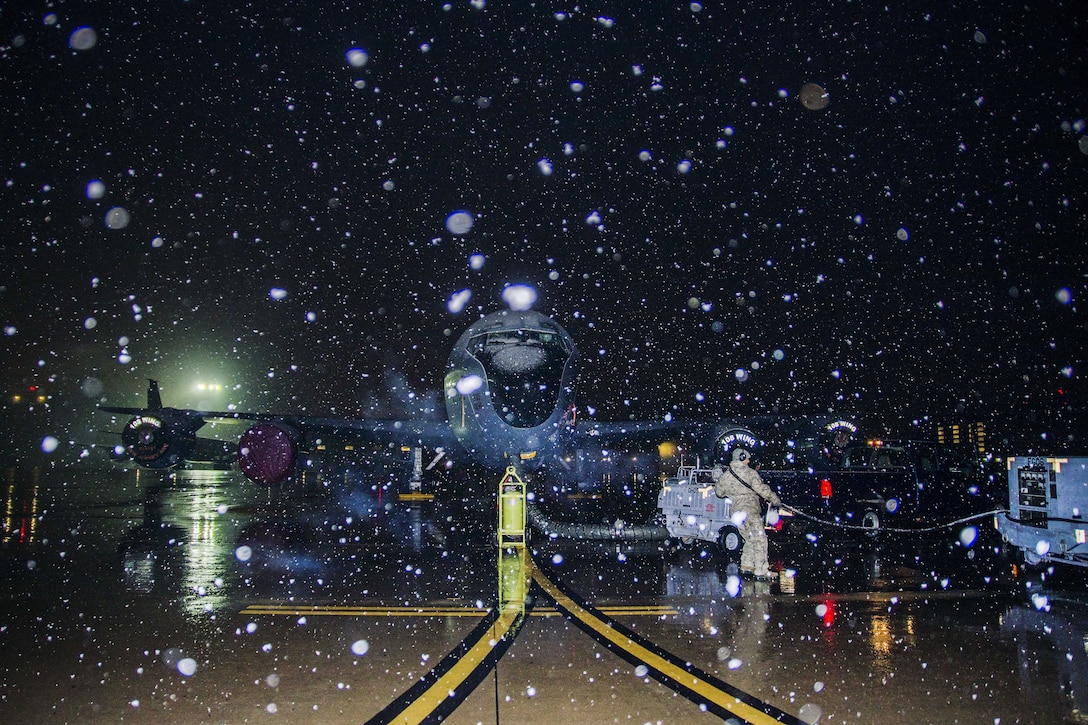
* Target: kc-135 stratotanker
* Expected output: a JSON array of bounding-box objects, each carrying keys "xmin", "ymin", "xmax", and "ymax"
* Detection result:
[{"xmin": 100, "ymin": 309, "xmax": 857, "ymax": 488}]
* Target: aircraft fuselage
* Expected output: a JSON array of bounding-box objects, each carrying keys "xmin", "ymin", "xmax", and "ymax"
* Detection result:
[{"xmin": 443, "ymin": 310, "xmax": 578, "ymax": 470}]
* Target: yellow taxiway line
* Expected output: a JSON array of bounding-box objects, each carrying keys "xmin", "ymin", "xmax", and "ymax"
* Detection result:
[
  {"xmin": 529, "ymin": 558, "xmax": 804, "ymax": 725},
  {"xmin": 240, "ymin": 551, "xmax": 799, "ymax": 725},
  {"xmin": 240, "ymin": 604, "xmax": 678, "ymax": 618}
]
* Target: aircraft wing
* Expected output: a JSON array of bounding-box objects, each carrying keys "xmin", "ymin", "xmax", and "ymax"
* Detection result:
[
  {"xmin": 99, "ymin": 401, "xmax": 458, "ymax": 480},
  {"xmin": 578, "ymin": 419, "xmax": 681, "ymax": 444}
]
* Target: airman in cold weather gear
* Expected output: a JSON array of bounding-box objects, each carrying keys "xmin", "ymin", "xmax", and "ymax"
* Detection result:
[{"xmin": 714, "ymin": 448, "xmax": 781, "ymax": 579}]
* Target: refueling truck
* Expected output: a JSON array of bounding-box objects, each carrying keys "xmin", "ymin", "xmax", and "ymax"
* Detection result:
[{"xmin": 756, "ymin": 439, "xmax": 992, "ymax": 533}]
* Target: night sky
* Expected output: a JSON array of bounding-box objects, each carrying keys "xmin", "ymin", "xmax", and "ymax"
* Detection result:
[{"xmin": 2, "ymin": 1, "xmax": 1086, "ymax": 451}]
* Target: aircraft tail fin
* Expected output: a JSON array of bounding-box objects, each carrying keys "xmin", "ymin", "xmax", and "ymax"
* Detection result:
[{"xmin": 147, "ymin": 379, "xmax": 163, "ymax": 410}]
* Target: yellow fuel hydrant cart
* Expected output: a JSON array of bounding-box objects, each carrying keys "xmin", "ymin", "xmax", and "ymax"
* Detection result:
[{"xmin": 497, "ymin": 466, "xmax": 527, "ymax": 549}]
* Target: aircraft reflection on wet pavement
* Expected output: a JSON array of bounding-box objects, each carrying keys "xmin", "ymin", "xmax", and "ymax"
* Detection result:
[{"xmin": 3, "ymin": 464, "xmax": 1088, "ymax": 723}]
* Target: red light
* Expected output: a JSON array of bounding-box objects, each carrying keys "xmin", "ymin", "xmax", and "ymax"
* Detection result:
[
  {"xmin": 821, "ymin": 600, "xmax": 835, "ymax": 627},
  {"xmin": 820, "ymin": 478, "xmax": 832, "ymax": 498}
]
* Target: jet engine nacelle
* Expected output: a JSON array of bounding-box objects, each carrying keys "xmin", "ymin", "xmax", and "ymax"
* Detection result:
[
  {"xmin": 713, "ymin": 426, "xmax": 761, "ymax": 462},
  {"xmin": 238, "ymin": 423, "xmax": 298, "ymax": 485},
  {"xmin": 121, "ymin": 415, "xmax": 192, "ymax": 468}
]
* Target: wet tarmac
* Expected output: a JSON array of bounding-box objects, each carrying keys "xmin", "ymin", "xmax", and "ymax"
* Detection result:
[{"xmin": 2, "ymin": 464, "xmax": 1087, "ymax": 723}]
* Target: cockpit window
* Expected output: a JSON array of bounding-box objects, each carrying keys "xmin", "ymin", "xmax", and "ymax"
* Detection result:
[{"xmin": 469, "ymin": 328, "xmax": 572, "ymax": 428}]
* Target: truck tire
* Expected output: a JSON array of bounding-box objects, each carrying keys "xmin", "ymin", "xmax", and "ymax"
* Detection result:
[
  {"xmin": 718, "ymin": 525, "xmax": 742, "ymax": 555},
  {"xmin": 861, "ymin": 510, "xmax": 881, "ymax": 535}
]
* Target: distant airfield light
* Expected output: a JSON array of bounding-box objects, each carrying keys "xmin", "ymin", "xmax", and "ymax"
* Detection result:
[
  {"xmin": 447, "ymin": 288, "xmax": 472, "ymax": 314},
  {"xmin": 68, "ymin": 26, "xmax": 98, "ymax": 51},
  {"xmin": 41, "ymin": 436, "xmax": 60, "ymax": 453},
  {"xmin": 445, "ymin": 210, "xmax": 474, "ymax": 235},
  {"xmin": 469, "ymin": 253, "xmax": 486, "ymax": 270},
  {"xmin": 345, "ymin": 48, "xmax": 369, "ymax": 67},
  {"xmin": 269, "ymin": 287, "xmax": 288, "ymax": 301},
  {"xmin": 86, "ymin": 180, "xmax": 106, "ymax": 199},
  {"xmin": 105, "ymin": 206, "xmax": 131, "ymax": 229},
  {"xmin": 502, "ymin": 284, "xmax": 537, "ymax": 311}
]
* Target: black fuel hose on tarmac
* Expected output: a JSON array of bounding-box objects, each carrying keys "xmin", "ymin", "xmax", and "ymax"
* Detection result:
[{"xmin": 526, "ymin": 502, "xmax": 669, "ymax": 541}]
